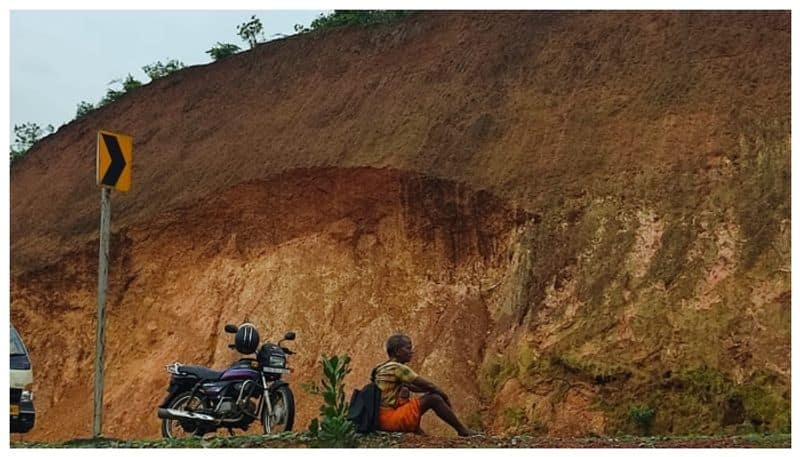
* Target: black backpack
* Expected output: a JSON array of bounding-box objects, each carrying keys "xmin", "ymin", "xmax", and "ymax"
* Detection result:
[{"xmin": 347, "ymin": 363, "xmax": 385, "ymax": 434}]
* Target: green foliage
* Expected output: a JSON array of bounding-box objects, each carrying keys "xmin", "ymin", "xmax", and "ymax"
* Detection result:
[
  {"xmin": 75, "ymin": 101, "xmax": 95, "ymax": 119},
  {"xmin": 307, "ymin": 354, "xmax": 358, "ymax": 447},
  {"xmin": 303, "ymin": 10, "xmax": 411, "ymax": 32},
  {"xmin": 98, "ymin": 74, "xmax": 142, "ymax": 107},
  {"xmin": 120, "ymin": 74, "xmax": 142, "ymax": 92},
  {"xmin": 142, "ymin": 59, "xmax": 185, "ymax": 80},
  {"xmin": 206, "ymin": 42, "xmax": 241, "ymax": 61},
  {"xmin": 10, "ymin": 122, "xmax": 54, "ymax": 163},
  {"xmin": 628, "ymin": 404, "xmax": 656, "ymax": 435},
  {"xmin": 74, "ymin": 59, "xmax": 182, "ymax": 119},
  {"xmin": 237, "ymin": 15, "xmax": 264, "ymax": 49}
]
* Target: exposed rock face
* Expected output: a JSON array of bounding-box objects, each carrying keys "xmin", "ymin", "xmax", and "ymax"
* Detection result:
[{"xmin": 10, "ymin": 12, "xmax": 790, "ymax": 441}]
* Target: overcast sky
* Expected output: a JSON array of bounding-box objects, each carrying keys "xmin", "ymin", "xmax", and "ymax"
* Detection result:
[{"xmin": 10, "ymin": 10, "xmax": 327, "ymax": 132}]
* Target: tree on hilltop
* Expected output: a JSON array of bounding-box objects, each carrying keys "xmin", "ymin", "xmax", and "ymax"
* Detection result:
[
  {"xmin": 10, "ymin": 122, "xmax": 54, "ymax": 164},
  {"xmin": 237, "ymin": 15, "xmax": 265, "ymax": 49}
]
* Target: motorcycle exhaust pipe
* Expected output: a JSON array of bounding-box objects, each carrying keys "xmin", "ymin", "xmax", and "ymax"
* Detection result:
[{"xmin": 158, "ymin": 408, "xmax": 217, "ymax": 422}]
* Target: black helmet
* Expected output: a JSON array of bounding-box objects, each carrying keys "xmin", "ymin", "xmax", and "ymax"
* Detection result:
[{"xmin": 234, "ymin": 323, "xmax": 260, "ymax": 354}]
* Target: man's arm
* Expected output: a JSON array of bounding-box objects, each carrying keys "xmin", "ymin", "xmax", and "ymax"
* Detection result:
[{"xmin": 409, "ymin": 375, "xmax": 451, "ymax": 406}]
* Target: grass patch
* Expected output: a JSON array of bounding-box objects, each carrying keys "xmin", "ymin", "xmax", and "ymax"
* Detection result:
[{"xmin": 13, "ymin": 432, "xmax": 309, "ymax": 448}]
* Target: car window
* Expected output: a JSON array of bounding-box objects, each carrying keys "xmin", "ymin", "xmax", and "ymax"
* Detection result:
[{"xmin": 10, "ymin": 326, "xmax": 27, "ymax": 356}]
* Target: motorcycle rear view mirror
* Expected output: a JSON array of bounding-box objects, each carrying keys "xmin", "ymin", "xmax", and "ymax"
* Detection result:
[
  {"xmin": 284, "ymin": 332, "xmax": 296, "ymax": 341},
  {"xmin": 224, "ymin": 324, "xmax": 238, "ymax": 334}
]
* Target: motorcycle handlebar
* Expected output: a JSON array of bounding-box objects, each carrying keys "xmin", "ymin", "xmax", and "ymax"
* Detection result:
[{"xmin": 226, "ymin": 342, "xmax": 294, "ymax": 354}]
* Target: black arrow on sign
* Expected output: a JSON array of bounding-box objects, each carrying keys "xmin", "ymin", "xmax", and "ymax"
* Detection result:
[{"xmin": 101, "ymin": 133, "xmax": 127, "ymax": 187}]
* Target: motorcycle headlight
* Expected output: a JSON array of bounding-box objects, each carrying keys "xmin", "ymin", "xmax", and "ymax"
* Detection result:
[
  {"xmin": 269, "ymin": 355, "xmax": 286, "ymax": 368},
  {"xmin": 20, "ymin": 390, "xmax": 33, "ymax": 402}
]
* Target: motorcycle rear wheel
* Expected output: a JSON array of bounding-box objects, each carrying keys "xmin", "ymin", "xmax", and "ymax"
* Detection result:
[
  {"xmin": 262, "ymin": 385, "xmax": 295, "ymax": 434},
  {"xmin": 161, "ymin": 392, "xmax": 209, "ymax": 439}
]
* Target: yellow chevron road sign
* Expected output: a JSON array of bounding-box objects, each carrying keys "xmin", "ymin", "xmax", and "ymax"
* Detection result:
[{"xmin": 96, "ymin": 130, "xmax": 132, "ymax": 192}]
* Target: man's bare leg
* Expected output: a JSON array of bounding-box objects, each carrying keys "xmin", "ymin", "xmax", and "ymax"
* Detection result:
[{"xmin": 419, "ymin": 393, "xmax": 477, "ymax": 437}]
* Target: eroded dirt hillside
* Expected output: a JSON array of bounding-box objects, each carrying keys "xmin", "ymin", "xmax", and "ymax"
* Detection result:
[
  {"xmin": 12, "ymin": 167, "xmax": 529, "ymax": 439},
  {"xmin": 10, "ymin": 12, "xmax": 790, "ymax": 441}
]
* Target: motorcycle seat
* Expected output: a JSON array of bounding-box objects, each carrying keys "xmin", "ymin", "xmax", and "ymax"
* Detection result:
[{"xmin": 178, "ymin": 365, "xmax": 224, "ymax": 380}]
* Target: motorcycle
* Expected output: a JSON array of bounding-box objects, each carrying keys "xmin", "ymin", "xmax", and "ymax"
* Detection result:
[{"xmin": 157, "ymin": 322, "xmax": 296, "ymax": 438}]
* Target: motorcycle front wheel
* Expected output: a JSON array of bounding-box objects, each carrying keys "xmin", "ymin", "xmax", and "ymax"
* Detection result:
[
  {"xmin": 161, "ymin": 391, "xmax": 209, "ymax": 439},
  {"xmin": 262, "ymin": 385, "xmax": 295, "ymax": 434}
]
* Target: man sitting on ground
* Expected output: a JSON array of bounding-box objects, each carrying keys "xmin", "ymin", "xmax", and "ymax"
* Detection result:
[{"xmin": 374, "ymin": 333, "xmax": 478, "ymax": 436}]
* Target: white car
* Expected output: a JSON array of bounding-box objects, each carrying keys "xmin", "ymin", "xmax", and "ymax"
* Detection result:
[{"xmin": 10, "ymin": 324, "xmax": 35, "ymax": 433}]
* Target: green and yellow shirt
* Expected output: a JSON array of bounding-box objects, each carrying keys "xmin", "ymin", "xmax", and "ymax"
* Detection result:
[{"xmin": 374, "ymin": 361, "xmax": 418, "ymax": 408}]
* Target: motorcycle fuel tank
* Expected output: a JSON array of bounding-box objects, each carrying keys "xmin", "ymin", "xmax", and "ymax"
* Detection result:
[{"xmin": 220, "ymin": 367, "xmax": 260, "ymax": 381}]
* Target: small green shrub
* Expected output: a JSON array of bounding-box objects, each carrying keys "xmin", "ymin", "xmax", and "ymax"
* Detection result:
[
  {"xmin": 142, "ymin": 59, "xmax": 185, "ymax": 80},
  {"xmin": 98, "ymin": 74, "xmax": 142, "ymax": 107},
  {"xmin": 307, "ymin": 354, "xmax": 358, "ymax": 447},
  {"xmin": 629, "ymin": 404, "xmax": 656, "ymax": 435},
  {"xmin": 206, "ymin": 42, "xmax": 241, "ymax": 61},
  {"xmin": 300, "ymin": 10, "xmax": 412, "ymax": 33},
  {"xmin": 75, "ymin": 101, "xmax": 95, "ymax": 119}
]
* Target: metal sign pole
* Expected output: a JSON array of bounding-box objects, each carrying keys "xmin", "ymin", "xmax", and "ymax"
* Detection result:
[{"xmin": 93, "ymin": 186, "xmax": 111, "ymax": 438}]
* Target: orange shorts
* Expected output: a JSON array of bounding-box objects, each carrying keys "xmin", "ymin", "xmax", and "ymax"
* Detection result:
[{"xmin": 378, "ymin": 397, "xmax": 422, "ymax": 432}]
